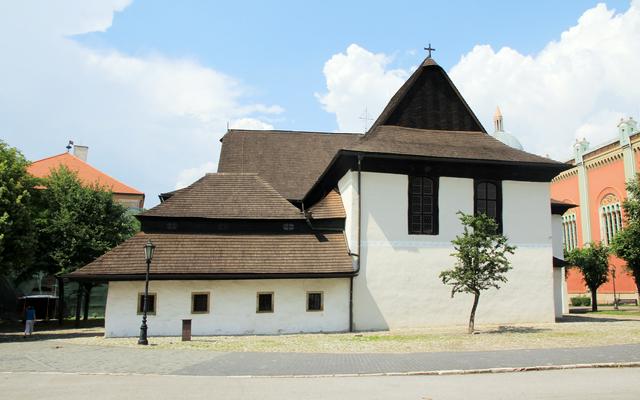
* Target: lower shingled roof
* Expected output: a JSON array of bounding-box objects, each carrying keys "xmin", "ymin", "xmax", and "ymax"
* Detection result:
[{"xmin": 68, "ymin": 232, "xmax": 354, "ymax": 280}]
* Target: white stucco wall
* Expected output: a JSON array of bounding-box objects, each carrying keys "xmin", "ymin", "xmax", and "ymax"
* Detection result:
[
  {"xmin": 105, "ymin": 278, "xmax": 350, "ymax": 337},
  {"xmin": 349, "ymin": 172, "xmax": 556, "ymax": 330},
  {"xmin": 338, "ymin": 171, "xmax": 358, "ymax": 254}
]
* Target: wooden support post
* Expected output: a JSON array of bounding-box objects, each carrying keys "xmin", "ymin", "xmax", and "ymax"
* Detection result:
[
  {"xmin": 57, "ymin": 277, "xmax": 65, "ymax": 325},
  {"xmin": 74, "ymin": 282, "xmax": 82, "ymax": 327},
  {"xmin": 83, "ymin": 284, "xmax": 92, "ymax": 321}
]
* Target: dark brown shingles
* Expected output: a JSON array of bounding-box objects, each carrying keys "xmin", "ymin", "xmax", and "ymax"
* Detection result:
[
  {"xmin": 142, "ymin": 173, "xmax": 304, "ymax": 220},
  {"xmin": 217, "ymin": 130, "xmax": 362, "ymax": 200},
  {"xmin": 350, "ymin": 125, "xmax": 566, "ymax": 165},
  {"xmin": 68, "ymin": 232, "xmax": 353, "ymax": 277},
  {"xmin": 369, "ymin": 57, "xmax": 486, "ymax": 133},
  {"xmin": 308, "ymin": 189, "xmax": 346, "ymax": 219}
]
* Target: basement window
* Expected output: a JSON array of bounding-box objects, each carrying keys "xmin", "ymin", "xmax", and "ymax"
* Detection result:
[
  {"xmin": 256, "ymin": 292, "xmax": 274, "ymax": 313},
  {"xmin": 137, "ymin": 293, "xmax": 156, "ymax": 315},
  {"xmin": 191, "ymin": 292, "xmax": 210, "ymax": 314},
  {"xmin": 306, "ymin": 292, "xmax": 323, "ymax": 312}
]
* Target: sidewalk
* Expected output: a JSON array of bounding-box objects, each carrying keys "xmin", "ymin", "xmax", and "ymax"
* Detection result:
[{"xmin": 1, "ymin": 339, "xmax": 639, "ymax": 376}]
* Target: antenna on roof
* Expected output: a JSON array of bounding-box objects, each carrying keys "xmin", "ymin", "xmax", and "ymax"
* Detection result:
[
  {"xmin": 359, "ymin": 107, "xmax": 373, "ymax": 133},
  {"xmin": 66, "ymin": 140, "xmax": 74, "ymax": 152},
  {"xmin": 226, "ymin": 121, "xmax": 230, "ymax": 131}
]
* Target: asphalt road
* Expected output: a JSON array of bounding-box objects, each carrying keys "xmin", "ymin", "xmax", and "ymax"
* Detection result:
[
  {"xmin": 2, "ymin": 368, "xmax": 639, "ymax": 400},
  {"xmin": 2, "ymin": 340, "xmax": 640, "ymax": 376}
]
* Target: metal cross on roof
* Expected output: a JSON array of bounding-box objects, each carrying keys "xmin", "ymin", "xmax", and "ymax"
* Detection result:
[{"xmin": 424, "ymin": 43, "xmax": 436, "ymax": 58}]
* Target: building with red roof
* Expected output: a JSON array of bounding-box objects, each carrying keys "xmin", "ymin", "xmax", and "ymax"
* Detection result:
[{"xmin": 28, "ymin": 145, "xmax": 145, "ymax": 211}]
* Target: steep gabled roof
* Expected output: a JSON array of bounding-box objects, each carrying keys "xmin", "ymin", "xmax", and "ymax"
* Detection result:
[
  {"xmin": 308, "ymin": 189, "xmax": 346, "ymax": 219},
  {"xmin": 217, "ymin": 129, "xmax": 361, "ymax": 200},
  {"xmin": 68, "ymin": 231, "xmax": 354, "ymax": 279},
  {"xmin": 141, "ymin": 173, "xmax": 304, "ymax": 220},
  {"xmin": 28, "ymin": 152, "xmax": 143, "ymax": 195},
  {"xmin": 369, "ymin": 58, "xmax": 486, "ymax": 133}
]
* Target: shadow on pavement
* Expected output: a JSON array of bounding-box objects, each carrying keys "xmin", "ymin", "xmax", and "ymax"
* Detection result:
[
  {"xmin": 483, "ymin": 326, "xmax": 550, "ymax": 334},
  {"xmin": 557, "ymin": 314, "xmax": 638, "ymax": 323},
  {"xmin": 0, "ymin": 319, "xmax": 104, "ymax": 343}
]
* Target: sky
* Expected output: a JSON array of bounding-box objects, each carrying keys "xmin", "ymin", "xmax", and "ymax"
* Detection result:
[{"xmin": 1, "ymin": 0, "xmax": 639, "ymax": 207}]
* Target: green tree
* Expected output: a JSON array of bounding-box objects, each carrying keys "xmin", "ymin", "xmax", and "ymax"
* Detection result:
[
  {"xmin": 565, "ymin": 242, "xmax": 610, "ymax": 312},
  {"xmin": 0, "ymin": 141, "xmax": 36, "ymax": 277},
  {"xmin": 31, "ymin": 166, "xmax": 138, "ymax": 277},
  {"xmin": 440, "ymin": 212, "xmax": 516, "ymax": 334},
  {"xmin": 611, "ymin": 174, "xmax": 640, "ymax": 297}
]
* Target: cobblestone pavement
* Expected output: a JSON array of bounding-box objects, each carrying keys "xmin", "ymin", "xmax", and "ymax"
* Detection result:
[{"xmin": 1, "ymin": 339, "xmax": 639, "ymax": 376}]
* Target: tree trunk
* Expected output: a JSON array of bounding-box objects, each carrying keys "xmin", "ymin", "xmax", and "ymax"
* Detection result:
[
  {"xmin": 590, "ymin": 287, "xmax": 598, "ymax": 312},
  {"xmin": 82, "ymin": 284, "xmax": 92, "ymax": 321},
  {"xmin": 468, "ymin": 292, "xmax": 480, "ymax": 334}
]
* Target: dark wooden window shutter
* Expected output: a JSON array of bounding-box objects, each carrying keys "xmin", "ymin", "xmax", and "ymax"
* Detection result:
[{"xmin": 408, "ymin": 176, "xmax": 438, "ymax": 235}]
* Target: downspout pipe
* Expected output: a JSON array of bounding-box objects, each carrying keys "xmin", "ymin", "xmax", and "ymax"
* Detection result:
[{"xmin": 349, "ymin": 154, "xmax": 363, "ymax": 332}]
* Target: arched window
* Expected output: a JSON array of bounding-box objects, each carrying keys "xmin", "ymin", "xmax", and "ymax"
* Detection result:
[
  {"xmin": 600, "ymin": 194, "xmax": 623, "ymax": 245},
  {"xmin": 474, "ymin": 180, "xmax": 502, "ymax": 231},
  {"xmin": 562, "ymin": 213, "xmax": 578, "ymax": 251},
  {"xmin": 408, "ymin": 176, "xmax": 438, "ymax": 235}
]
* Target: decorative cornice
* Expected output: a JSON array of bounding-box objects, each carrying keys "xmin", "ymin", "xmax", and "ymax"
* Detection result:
[{"xmin": 585, "ymin": 151, "xmax": 624, "ymax": 169}]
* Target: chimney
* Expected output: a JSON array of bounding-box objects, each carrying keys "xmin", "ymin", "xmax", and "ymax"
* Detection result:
[{"xmin": 73, "ymin": 145, "xmax": 89, "ymax": 162}]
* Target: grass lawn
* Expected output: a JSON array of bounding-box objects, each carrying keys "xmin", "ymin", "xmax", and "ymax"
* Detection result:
[
  {"xmin": 3, "ymin": 315, "xmax": 639, "ymax": 353},
  {"xmin": 589, "ymin": 310, "xmax": 640, "ymax": 317}
]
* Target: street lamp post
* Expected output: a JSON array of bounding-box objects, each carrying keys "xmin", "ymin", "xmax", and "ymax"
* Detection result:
[{"xmin": 138, "ymin": 239, "xmax": 156, "ymax": 345}]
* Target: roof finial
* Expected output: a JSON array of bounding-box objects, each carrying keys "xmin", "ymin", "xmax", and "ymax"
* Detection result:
[
  {"xmin": 66, "ymin": 140, "xmax": 74, "ymax": 152},
  {"xmin": 359, "ymin": 106, "xmax": 373, "ymax": 133},
  {"xmin": 424, "ymin": 43, "xmax": 436, "ymax": 58}
]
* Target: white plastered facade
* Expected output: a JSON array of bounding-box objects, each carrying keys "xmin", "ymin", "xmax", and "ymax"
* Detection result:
[
  {"xmin": 105, "ymin": 278, "xmax": 350, "ymax": 337},
  {"xmin": 339, "ymin": 171, "xmax": 556, "ymax": 330}
]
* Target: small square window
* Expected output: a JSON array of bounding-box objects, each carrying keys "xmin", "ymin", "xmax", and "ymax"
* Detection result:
[
  {"xmin": 191, "ymin": 292, "xmax": 210, "ymax": 314},
  {"xmin": 256, "ymin": 292, "xmax": 274, "ymax": 313},
  {"xmin": 137, "ymin": 293, "xmax": 156, "ymax": 315},
  {"xmin": 307, "ymin": 292, "xmax": 323, "ymax": 312}
]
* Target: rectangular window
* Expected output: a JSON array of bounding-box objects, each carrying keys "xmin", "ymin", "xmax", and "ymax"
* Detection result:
[
  {"xmin": 191, "ymin": 292, "xmax": 210, "ymax": 314},
  {"xmin": 256, "ymin": 292, "xmax": 274, "ymax": 313},
  {"xmin": 408, "ymin": 176, "xmax": 438, "ymax": 235},
  {"xmin": 474, "ymin": 180, "xmax": 502, "ymax": 232},
  {"xmin": 306, "ymin": 292, "xmax": 323, "ymax": 312},
  {"xmin": 600, "ymin": 203, "xmax": 623, "ymax": 245},
  {"xmin": 137, "ymin": 293, "xmax": 156, "ymax": 315},
  {"xmin": 562, "ymin": 213, "xmax": 578, "ymax": 251}
]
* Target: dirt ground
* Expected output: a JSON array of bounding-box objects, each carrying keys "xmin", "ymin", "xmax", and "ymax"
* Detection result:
[{"xmin": 2, "ymin": 313, "xmax": 639, "ymax": 353}]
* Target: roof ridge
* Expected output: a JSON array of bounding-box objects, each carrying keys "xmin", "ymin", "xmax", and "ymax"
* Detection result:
[{"xmin": 226, "ymin": 129, "xmax": 363, "ymax": 136}]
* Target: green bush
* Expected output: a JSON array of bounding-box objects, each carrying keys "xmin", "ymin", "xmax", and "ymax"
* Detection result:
[{"xmin": 570, "ymin": 296, "xmax": 591, "ymax": 307}]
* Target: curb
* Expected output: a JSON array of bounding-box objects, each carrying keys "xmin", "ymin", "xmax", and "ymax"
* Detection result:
[{"xmin": 2, "ymin": 362, "xmax": 640, "ymax": 379}]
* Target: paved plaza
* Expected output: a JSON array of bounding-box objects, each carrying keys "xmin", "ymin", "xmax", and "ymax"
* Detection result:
[{"xmin": 1, "ymin": 338, "xmax": 640, "ymax": 376}]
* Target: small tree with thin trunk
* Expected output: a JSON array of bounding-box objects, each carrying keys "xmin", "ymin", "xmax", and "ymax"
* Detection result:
[
  {"xmin": 565, "ymin": 242, "xmax": 610, "ymax": 312},
  {"xmin": 440, "ymin": 212, "xmax": 516, "ymax": 334}
]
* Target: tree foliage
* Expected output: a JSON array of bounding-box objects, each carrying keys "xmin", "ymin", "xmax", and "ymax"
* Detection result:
[
  {"xmin": 565, "ymin": 242, "xmax": 610, "ymax": 311},
  {"xmin": 611, "ymin": 174, "xmax": 640, "ymax": 295},
  {"xmin": 440, "ymin": 212, "xmax": 516, "ymax": 333},
  {"xmin": 0, "ymin": 141, "xmax": 36, "ymax": 276},
  {"xmin": 29, "ymin": 166, "xmax": 138, "ymax": 277}
]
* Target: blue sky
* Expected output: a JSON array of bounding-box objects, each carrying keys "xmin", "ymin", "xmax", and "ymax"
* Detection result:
[
  {"xmin": 1, "ymin": 1, "xmax": 638, "ymax": 207},
  {"xmin": 76, "ymin": 0, "xmax": 629, "ymax": 132}
]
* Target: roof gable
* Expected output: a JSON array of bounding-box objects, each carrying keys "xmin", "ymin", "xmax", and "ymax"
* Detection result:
[
  {"xmin": 142, "ymin": 173, "xmax": 304, "ymax": 220},
  {"xmin": 27, "ymin": 152, "xmax": 143, "ymax": 195},
  {"xmin": 369, "ymin": 58, "xmax": 485, "ymax": 133}
]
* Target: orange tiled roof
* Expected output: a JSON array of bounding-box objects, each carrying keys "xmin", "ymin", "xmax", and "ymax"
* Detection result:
[{"xmin": 28, "ymin": 153, "xmax": 143, "ymax": 195}]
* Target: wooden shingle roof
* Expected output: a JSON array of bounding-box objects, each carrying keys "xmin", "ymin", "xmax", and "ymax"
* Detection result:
[
  {"xmin": 68, "ymin": 231, "xmax": 354, "ymax": 279},
  {"xmin": 349, "ymin": 125, "xmax": 564, "ymax": 165},
  {"xmin": 217, "ymin": 130, "xmax": 361, "ymax": 201},
  {"xmin": 142, "ymin": 173, "xmax": 304, "ymax": 220},
  {"xmin": 308, "ymin": 189, "xmax": 346, "ymax": 219}
]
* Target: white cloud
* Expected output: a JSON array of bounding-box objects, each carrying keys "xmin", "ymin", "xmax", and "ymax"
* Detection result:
[
  {"xmin": 450, "ymin": 2, "xmax": 640, "ymax": 159},
  {"xmin": 0, "ymin": 1, "xmax": 280, "ymax": 207},
  {"xmin": 230, "ymin": 118, "xmax": 275, "ymax": 130},
  {"xmin": 174, "ymin": 162, "xmax": 217, "ymax": 190},
  {"xmin": 316, "ymin": 44, "xmax": 409, "ymax": 133},
  {"xmin": 318, "ymin": 3, "xmax": 640, "ymax": 159}
]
